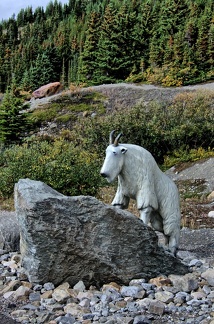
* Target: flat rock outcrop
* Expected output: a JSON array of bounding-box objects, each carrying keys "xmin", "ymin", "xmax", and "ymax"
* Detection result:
[{"xmin": 14, "ymin": 179, "xmax": 188, "ymax": 288}]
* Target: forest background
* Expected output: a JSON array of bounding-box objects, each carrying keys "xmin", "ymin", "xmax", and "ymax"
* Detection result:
[{"xmin": 0, "ymin": 0, "xmax": 214, "ymax": 92}]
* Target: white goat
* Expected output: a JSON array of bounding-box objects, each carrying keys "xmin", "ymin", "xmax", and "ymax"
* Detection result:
[{"xmin": 100, "ymin": 131, "xmax": 181, "ymax": 255}]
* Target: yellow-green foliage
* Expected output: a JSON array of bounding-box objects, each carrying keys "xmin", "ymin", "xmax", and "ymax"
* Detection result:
[
  {"xmin": 163, "ymin": 147, "xmax": 214, "ymax": 170},
  {"xmin": 129, "ymin": 65, "xmax": 209, "ymax": 87}
]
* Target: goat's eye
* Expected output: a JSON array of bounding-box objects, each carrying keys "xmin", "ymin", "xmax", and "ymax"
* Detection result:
[{"xmin": 113, "ymin": 151, "xmax": 117, "ymax": 155}]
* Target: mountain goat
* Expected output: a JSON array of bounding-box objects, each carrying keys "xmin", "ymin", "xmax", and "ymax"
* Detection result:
[{"xmin": 100, "ymin": 131, "xmax": 181, "ymax": 255}]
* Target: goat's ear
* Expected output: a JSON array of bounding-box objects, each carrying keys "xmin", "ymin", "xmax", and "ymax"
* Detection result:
[{"xmin": 120, "ymin": 146, "xmax": 127, "ymax": 154}]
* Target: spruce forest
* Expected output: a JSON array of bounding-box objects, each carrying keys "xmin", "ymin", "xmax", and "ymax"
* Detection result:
[{"xmin": 0, "ymin": 0, "xmax": 214, "ymax": 93}]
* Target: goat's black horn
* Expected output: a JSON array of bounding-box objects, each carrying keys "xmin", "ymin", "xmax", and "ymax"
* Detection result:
[
  {"xmin": 114, "ymin": 133, "xmax": 123, "ymax": 146},
  {"xmin": 109, "ymin": 130, "xmax": 116, "ymax": 144}
]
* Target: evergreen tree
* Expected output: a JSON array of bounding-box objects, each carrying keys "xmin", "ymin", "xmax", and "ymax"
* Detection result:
[
  {"xmin": 93, "ymin": 3, "xmax": 141, "ymax": 84},
  {"xmin": 79, "ymin": 11, "xmax": 102, "ymax": 83},
  {"xmin": 196, "ymin": 11, "xmax": 212, "ymax": 70},
  {"xmin": 173, "ymin": 30, "xmax": 185, "ymax": 66},
  {"xmin": 208, "ymin": 23, "xmax": 214, "ymax": 69},
  {"xmin": 21, "ymin": 51, "xmax": 58, "ymax": 91},
  {"xmin": 0, "ymin": 88, "xmax": 29, "ymax": 144}
]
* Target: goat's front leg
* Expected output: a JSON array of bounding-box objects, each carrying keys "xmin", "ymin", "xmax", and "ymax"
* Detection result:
[
  {"xmin": 112, "ymin": 187, "xmax": 130, "ymax": 209},
  {"xmin": 112, "ymin": 195, "xmax": 130, "ymax": 209},
  {"xmin": 139, "ymin": 206, "xmax": 153, "ymax": 225}
]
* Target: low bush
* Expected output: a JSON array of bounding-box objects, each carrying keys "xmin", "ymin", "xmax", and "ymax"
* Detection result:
[
  {"xmin": 0, "ymin": 139, "xmax": 104, "ymax": 198},
  {"xmin": 69, "ymin": 90, "xmax": 213, "ymax": 164}
]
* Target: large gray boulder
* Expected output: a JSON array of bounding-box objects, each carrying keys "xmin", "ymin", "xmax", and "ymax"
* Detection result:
[{"xmin": 15, "ymin": 179, "xmax": 188, "ymax": 287}]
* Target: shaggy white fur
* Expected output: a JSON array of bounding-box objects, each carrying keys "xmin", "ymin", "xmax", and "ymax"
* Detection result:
[{"xmin": 101, "ymin": 140, "xmax": 181, "ymax": 256}]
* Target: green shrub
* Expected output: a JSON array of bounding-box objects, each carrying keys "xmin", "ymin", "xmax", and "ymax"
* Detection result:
[
  {"xmin": 68, "ymin": 90, "xmax": 214, "ymax": 164},
  {"xmin": 0, "ymin": 139, "xmax": 104, "ymax": 198},
  {"xmin": 165, "ymin": 91, "xmax": 214, "ymax": 149}
]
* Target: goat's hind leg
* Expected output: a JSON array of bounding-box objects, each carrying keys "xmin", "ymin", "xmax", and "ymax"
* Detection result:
[
  {"xmin": 168, "ymin": 230, "xmax": 180, "ymax": 256},
  {"xmin": 150, "ymin": 213, "xmax": 170, "ymax": 251},
  {"xmin": 139, "ymin": 206, "xmax": 153, "ymax": 225}
]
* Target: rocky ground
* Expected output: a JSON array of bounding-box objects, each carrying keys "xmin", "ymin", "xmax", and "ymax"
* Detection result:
[{"xmin": 0, "ymin": 230, "xmax": 214, "ymax": 324}]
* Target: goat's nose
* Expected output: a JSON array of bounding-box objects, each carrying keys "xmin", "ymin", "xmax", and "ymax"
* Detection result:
[{"xmin": 100, "ymin": 172, "xmax": 107, "ymax": 178}]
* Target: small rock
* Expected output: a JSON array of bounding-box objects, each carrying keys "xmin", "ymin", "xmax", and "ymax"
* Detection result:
[
  {"xmin": 169, "ymin": 273, "xmax": 199, "ymax": 292},
  {"xmin": 64, "ymin": 303, "xmax": 83, "ymax": 316},
  {"xmin": 73, "ymin": 280, "xmax": 86, "ymax": 292},
  {"xmin": 52, "ymin": 282, "xmax": 71, "ymax": 303},
  {"xmin": 13, "ymin": 285, "xmax": 31, "ymax": 299},
  {"xmin": 186, "ymin": 299, "xmax": 203, "ymax": 307},
  {"xmin": 149, "ymin": 276, "xmax": 172, "ymax": 287},
  {"xmin": 155, "ymin": 290, "xmax": 174, "ymax": 303},
  {"xmin": 148, "ymin": 300, "xmax": 165, "ymax": 315},
  {"xmin": 201, "ymin": 269, "xmax": 214, "ymax": 286},
  {"xmin": 174, "ymin": 291, "xmax": 188, "ymax": 305},
  {"xmin": 43, "ymin": 282, "xmax": 55, "ymax": 291},
  {"xmin": 121, "ymin": 285, "xmax": 145, "ymax": 298},
  {"xmin": 117, "ymin": 316, "xmax": 134, "ymax": 324},
  {"xmin": 21, "ymin": 303, "xmax": 37, "ymax": 310},
  {"xmin": 0, "ymin": 280, "xmax": 21, "ymax": 295},
  {"xmin": 207, "ymin": 291, "xmax": 214, "ymax": 301},
  {"xmin": 102, "ymin": 282, "xmax": 121, "ymax": 291},
  {"xmin": 101, "ymin": 288, "xmax": 121, "ymax": 302},
  {"xmin": 208, "ymin": 211, "xmax": 214, "ymax": 217},
  {"xmin": 77, "ymin": 291, "xmax": 94, "ymax": 301},
  {"xmin": 29, "ymin": 291, "xmax": 41, "ymax": 301},
  {"xmin": 129, "ymin": 278, "xmax": 146, "ymax": 286},
  {"xmin": 34, "ymin": 284, "xmax": 43, "ymax": 291},
  {"xmin": 135, "ymin": 298, "xmax": 152, "ymax": 309},
  {"xmin": 207, "ymin": 191, "xmax": 214, "ymax": 201},
  {"xmin": 133, "ymin": 315, "xmax": 151, "ymax": 323},
  {"xmin": 191, "ymin": 291, "xmax": 206, "ymax": 299},
  {"xmin": 189, "ymin": 259, "xmax": 203, "ymax": 267},
  {"xmin": 79, "ymin": 298, "xmax": 90, "ymax": 307},
  {"xmin": 55, "ymin": 314, "xmax": 75, "ymax": 324},
  {"xmin": 11, "ymin": 309, "xmax": 27, "ymax": 318},
  {"xmin": 3, "ymin": 291, "xmax": 14, "ymax": 299},
  {"xmin": 202, "ymin": 285, "xmax": 211, "ymax": 294},
  {"xmin": 41, "ymin": 290, "xmax": 53, "ymax": 299}
]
